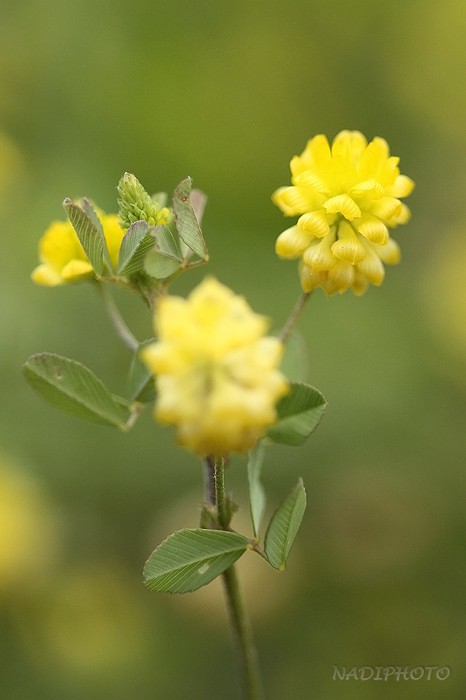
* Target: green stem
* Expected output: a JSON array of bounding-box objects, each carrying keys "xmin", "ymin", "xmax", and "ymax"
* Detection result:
[
  {"xmin": 97, "ymin": 284, "xmax": 139, "ymax": 351},
  {"xmin": 279, "ymin": 291, "xmax": 312, "ymax": 344},
  {"xmin": 203, "ymin": 456, "xmax": 216, "ymax": 509},
  {"xmin": 212, "ymin": 458, "xmax": 265, "ymax": 700},
  {"xmin": 222, "ymin": 565, "xmax": 264, "ymax": 700},
  {"xmin": 214, "ymin": 456, "xmax": 229, "ymax": 529}
]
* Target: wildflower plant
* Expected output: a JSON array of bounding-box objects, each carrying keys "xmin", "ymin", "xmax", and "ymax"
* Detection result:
[{"xmin": 24, "ymin": 133, "xmax": 413, "ymax": 700}]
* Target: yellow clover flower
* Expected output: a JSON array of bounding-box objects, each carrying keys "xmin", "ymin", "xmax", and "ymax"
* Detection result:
[
  {"xmin": 31, "ymin": 213, "xmax": 124, "ymax": 286},
  {"xmin": 273, "ymin": 131, "xmax": 414, "ymax": 295},
  {"xmin": 141, "ymin": 277, "xmax": 289, "ymax": 457}
]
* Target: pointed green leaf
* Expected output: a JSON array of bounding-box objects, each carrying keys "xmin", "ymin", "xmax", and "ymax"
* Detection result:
[
  {"xmin": 63, "ymin": 198, "xmax": 111, "ymax": 276},
  {"xmin": 264, "ymin": 480, "xmax": 306, "ymax": 570},
  {"xmin": 172, "ymin": 178, "xmax": 208, "ymax": 259},
  {"xmin": 117, "ymin": 220, "xmax": 154, "ymax": 276},
  {"xmin": 267, "ymin": 382, "xmax": 326, "ymax": 446},
  {"xmin": 81, "ymin": 198, "xmax": 114, "ymax": 275},
  {"xmin": 127, "ymin": 342, "xmax": 156, "ymax": 402},
  {"xmin": 81, "ymin": 198, "xmax": 105, "ymax": 243},
  {"xmin": 247, "ymin": 442, "xmax": 266, "ymax": 539},
  {"xmin": 23, "ymin": 353, "xmax": 131, "ymax": 428},
  {"xmin": 143, "ymin": 529, "xmax": 248, "ymax": 594}
]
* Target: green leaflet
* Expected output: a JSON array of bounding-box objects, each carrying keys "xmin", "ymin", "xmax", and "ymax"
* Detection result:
[
  {"xmin": 63, "ymin": 198, "xmax": 111, "ymax": 275},
  {"xmin": 117, "ymin": 220, "xmax": 153, "ymax": 276},
  {"xmin": 267, "ymin": 382, "xmax": 327, "ymax": 446},
  {"xmin": 144, "ymin": 249, "xmax": 182, "ymax": 279},
  {"xmin": 127, "ymin": 343, "xmax": 156, "ymax": 403},
  {"xmin": 172, "ymin": 178, "xmax": 208, "ymax": 260},
  {"xmin": 23, "ymin": 353, "xmax": 131, "ymax": 428},
  {"xmin": 247, "ymin": 441, "xmax": 266, "ymax": 539},
  {"xmin": 144, "ymin": 225, "xmax": 184, "ymax": 279},
  {"xmin": 264, "ymin": 480, "xmax": 306, "ymax": 570},
  {"xmin": 144, "ymin": 528, "xmax": 249, "ymax": 594}
]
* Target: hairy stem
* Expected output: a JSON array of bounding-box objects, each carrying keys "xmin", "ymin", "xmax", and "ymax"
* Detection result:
[{"xmin": 214, "ymin": 456, "xmax": 229, "ymax": 529}]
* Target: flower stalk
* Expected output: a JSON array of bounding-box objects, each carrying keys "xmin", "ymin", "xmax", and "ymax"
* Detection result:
[
  {"xmin": 203, "ymin": 457, "xmax": 264, "ymax": 700},
  {"xmin": 279, "ymin": 291, "xmax": 312, "ymax": 344},
  {"xmin": 222, "ymin": 563, "xmax": 264, "ymax": 700},
  {"xmin": 98, "ymin": 283, "xmax": 139, "ymax": 351}
]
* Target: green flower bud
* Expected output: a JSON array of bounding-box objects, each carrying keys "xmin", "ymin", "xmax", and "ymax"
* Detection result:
[{"xmin": 117, "ymin": 172, "xmax": 171, "ymax": 229}]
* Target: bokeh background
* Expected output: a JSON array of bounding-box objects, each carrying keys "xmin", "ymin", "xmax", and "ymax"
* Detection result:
[{"xmin": 1, "ymin": 1, "xmax": 465, "ymax": 698}]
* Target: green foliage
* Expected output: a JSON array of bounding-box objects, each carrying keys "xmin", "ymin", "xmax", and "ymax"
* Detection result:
[
  {"xmin": 264, "ymin": 479, "xmax": 307, "ymax": 571},
  {"xmin": 63, "ymin": 197, "xmax": 111, "ymax": 276},
  {"xmin": 267, "ymin": 382, "xmax": 326, "ymax": 446},
  {"xmin": 152, "ymin": 224, "xmax": 183, "ymax": 260},
  {"xmin": 23, "ymin": 353, "xmax": 132, "ymax": 428},
  {"xmin": 143, "ymin": 224, "xmax": 182, "ymax": 279},
  {"xmin": 172, "ymin": 177, "xmax": 208, "ymax": 260},
  {"xmin": 114, "ymin": 175, "xmax": 210, "ymax": 282},
  {"xmin": 144, "ymin": 252, "xmax": 181, "ymax": 279},
  {"xmin": 127, "ymin": 344, "xmax": 155, "ymax": 402},
  {"xmin": 247, "ymin": 441, "xmax": 266, "ymax": 539},
  {"xmin": 143, "ymin": 529, "xmax": 249, "ymax": 593},
  {"xmin": 117, "ymin": 220, "xmax": 153, "ymax": 276},
  {"xmin": 144, "ymin": 247, "xmax": 182, "ymax": 279}
]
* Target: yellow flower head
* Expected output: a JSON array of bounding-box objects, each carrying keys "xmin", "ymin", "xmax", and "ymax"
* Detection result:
[
  {"xmin": 273, "ymin": 131, "xmax": 414, "ymax": 295},
  {"xmin": 141, "ymin": 277, "xmax": 289, "ymax": 457},
  {"xmin": 31, "ymin": 213, "xmax": 124, "ymax": 286}
]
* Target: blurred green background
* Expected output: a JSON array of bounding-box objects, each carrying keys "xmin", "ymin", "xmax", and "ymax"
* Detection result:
[{"xmin": 1, "ymin": 1, "xmax": 465, "ymax": 698}]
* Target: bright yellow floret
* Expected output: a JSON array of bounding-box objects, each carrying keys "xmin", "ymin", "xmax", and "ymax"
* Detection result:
[
  {"xmin": 273, "ymin": 131, "xmax": 414, "ymax": 295},
  {"xmin": 31, "ymin": 213, "xmax": 124, "ymax": 286},
  {"xmin": 141, "ymin": 277, "xmax": 289, "ymax": 457}
]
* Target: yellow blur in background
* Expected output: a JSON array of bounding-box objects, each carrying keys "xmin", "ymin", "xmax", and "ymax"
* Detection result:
[
  {"xmin": 0, "ymin": 457, "xmax": 60, "ymax": 592},
  {"xmin": 1, "ymin": 1, "xmax": 465, "ymax": 698}
]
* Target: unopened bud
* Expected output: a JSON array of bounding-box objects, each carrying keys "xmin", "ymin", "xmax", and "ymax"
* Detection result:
[{"xmin": 117, "ymin": 172, "xmax": 171, "ymax": 228}]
